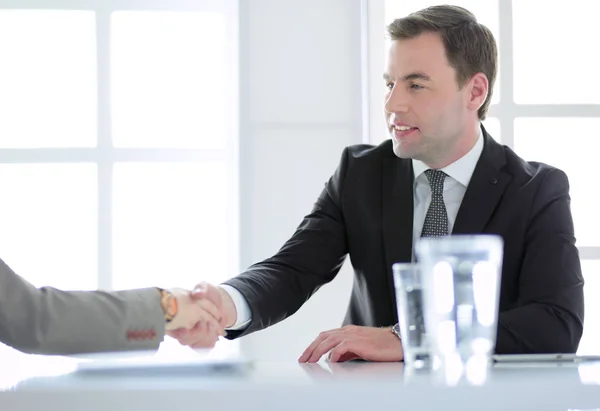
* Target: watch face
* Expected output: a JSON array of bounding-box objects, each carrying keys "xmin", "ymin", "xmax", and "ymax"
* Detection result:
[
  {"xmin": 392, "ymin": 323, "xmax": 401, "ymax": 336},
  {"xmin": 168, "ymin": 296, "xmax": 178, "ymax": 317},
  {"xmin": 161, "ymin": 290, "xmax": 178, "ymax": 321}
]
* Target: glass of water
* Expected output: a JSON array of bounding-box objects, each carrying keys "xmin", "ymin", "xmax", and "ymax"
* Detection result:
[
  {"xmin": 392, "ymin": 262, "xmax": 429, "ymax": 365},
  {"xmin": 416, "ymin": 235, "xmax": 503, "ymax": 379}
]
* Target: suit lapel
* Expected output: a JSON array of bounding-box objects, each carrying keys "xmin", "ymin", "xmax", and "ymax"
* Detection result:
[
  {"xmin": 453, "ymin": 131, "xmax": 511, "ymax": 235},
  {"xmin": 382, "ymin": 155, "xmax": 414, "ymax": 270}
]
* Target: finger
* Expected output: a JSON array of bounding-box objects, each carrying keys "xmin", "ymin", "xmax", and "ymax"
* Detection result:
[
  {"xmin": 329, "ymin": 341, "xmax": 360, "ymax": 363},
  {"xmin": 182, "ymin": 321, "xmax": 206, "ymax": 346},
  {"xmin": 190, "ymin": 333, "xmax": 219, "ymax": 349},
  {"xmin": 306, "ymin": 336, "xmax": 343, "ymax": 363},
  {"xmin": 190, "ymin": 324, "xmax": 220, "ymax": 349},
  {"xmin": 298, "ymin": 333, "xmax": 328, "ymax": 363},
  {"xmin": 328, "ymin": 341, "xmax": 348, "ymax": 363},
  {"xmin": 337, "ymin": 351, "xmax": 361, "ymax": 363},
  {"xmin": 298, "ymin": 328, "xmax": 344, "ymax": 362},
  {"xmin": 166, "ymin": 328, "xmax": 187, "ymax": 341},
  {"xmin": 191, "ymin": 283, "xmax": 223, "ymax": 311},
  {"xmin": 330, "ymin": 339, "xmax": 367, "ymax": 363},
  {"xmin": 190, "ymin": 283, "xmax": 212, "ymax": 302},
  {"xmin": 176, "ymin": 297, "xmax": 223, "ymax": 335},
  {"xmin": 196, "ymin": 299, "xmax": 223, "ymax": 324},
  {"xmin": 208, "ymin": 322, "xmax": 220, "ymax": 346},
  {"xmin": 191, "ymin": 281, "xmax": 208, "ymax": 294},
  {"xmin": 190, "ymin": 286, "xmax": 206, "ymax": 300},
  {"xmin": 190, "ymin": 339, "xmax": 216, "ymax": 349},
  {"xmin": 190, "ymin": 322, "xmax": 217, "ymax": 349},
  {"xmin": 195, "ymin": 306, "xmax": 226, "ymax": 337},
  {"xmin": 178, "ymin": 320, "xmax": 207, "ymax": 346}
]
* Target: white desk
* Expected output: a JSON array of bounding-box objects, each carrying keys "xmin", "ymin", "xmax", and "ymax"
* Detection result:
[{"xmin": 1, "ymin": 354, "xmax": 600, "ymax": 411}]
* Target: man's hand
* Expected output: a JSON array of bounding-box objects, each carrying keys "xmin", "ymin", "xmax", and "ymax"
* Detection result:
[
  {"xmin": 164, "ymin": 287, "xmax": 225, "ymax": 349},
  {"xmin": 167, "ymin": 282, "xmax": 237, "ymax": 349},
  {"xmin": 298, "ymin": 325, "xmax": 404, "ymax": 363},
  {"xmin": 191, "ymin": 282, "xmax": 237, "ymax": 328}
]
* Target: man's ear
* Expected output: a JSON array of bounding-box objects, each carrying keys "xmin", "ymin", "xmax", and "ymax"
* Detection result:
[{"xmin": 466, "ymin": 72, "xmax": 489, "ymax": 113}]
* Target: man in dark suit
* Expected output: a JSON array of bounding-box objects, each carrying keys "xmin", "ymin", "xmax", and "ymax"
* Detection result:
[{"xmin": 172, "ymin": 5, "xmax": 584, "ymax": 362}]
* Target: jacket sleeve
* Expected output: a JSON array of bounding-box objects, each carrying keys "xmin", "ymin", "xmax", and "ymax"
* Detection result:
[
  {"xmin": 0, "ymin": 259, "xmax": 165, "ymax": 355},
  {"xmin": 223, "ymin": 148, "xmax": 351, "ymax": 338}
]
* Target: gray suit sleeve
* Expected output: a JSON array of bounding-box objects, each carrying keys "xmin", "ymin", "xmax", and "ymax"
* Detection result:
[{"xmin": 0, "ymin": 258, "xmax": 166, "ymax": 355}]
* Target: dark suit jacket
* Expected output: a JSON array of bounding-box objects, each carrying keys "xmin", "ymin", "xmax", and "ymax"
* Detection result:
[{"xmin": 224, "ymin": 128, "xmax": 584, "ymax": 354}]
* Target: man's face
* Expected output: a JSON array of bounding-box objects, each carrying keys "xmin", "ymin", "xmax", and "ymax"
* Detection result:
[{"xmin": 384, "ymin": 32, "xmax": 480, "ymax": 167}]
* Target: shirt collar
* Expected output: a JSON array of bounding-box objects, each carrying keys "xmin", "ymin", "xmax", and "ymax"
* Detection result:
[{"xmin": 412, "ymin": 126, "xmax": 484, "ymax": 187}]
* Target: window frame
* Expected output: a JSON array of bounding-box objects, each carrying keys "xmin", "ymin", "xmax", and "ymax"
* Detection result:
[{"xmin": 0, "ymin": 0, "xmax": 240, "ymax": 291}]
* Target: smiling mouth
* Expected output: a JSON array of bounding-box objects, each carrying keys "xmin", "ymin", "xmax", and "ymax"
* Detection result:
[{"xmin": 392, "ymin": 125, "xmax": 418, "ymax": 131}]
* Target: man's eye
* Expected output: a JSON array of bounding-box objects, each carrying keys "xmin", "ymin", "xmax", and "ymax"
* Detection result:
[
  {"xmin": 385, "ymin": 82, "xmax": 394, "ymax": 90},
  {"xmin": 410, "ymin": 83, "xmax": 424, "ymax": 90}
]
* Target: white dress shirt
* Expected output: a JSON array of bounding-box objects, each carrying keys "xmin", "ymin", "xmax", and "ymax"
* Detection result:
[
  {"xmin": 219, "ymin": 283, "xmax": 252, "ymax": 330},
  {"xmin": 412, "ymin": 129, "xmax": 484, "ymax": 254},
  {"xmin": 222, "ymin": 129, "xmax": 485, "ymax": 330}
]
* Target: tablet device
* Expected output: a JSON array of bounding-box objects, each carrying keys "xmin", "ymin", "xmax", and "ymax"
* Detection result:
[
  {"xmin": 493, "ymin": 353, "xmax": 600, "ymax": 363},
  {"xmin": 74, "ymin": 351, "xmax": 251, "ymax": 376}
]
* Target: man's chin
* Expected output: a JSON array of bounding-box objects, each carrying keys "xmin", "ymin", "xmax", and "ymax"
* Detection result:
[{"xmin": 391, "ymin": 138, "xmax": 416, "ymax": 160}]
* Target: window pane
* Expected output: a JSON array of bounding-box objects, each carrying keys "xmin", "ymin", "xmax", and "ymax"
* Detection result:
[
  {"xmin": 0, "ymin": 164, "xmax": 97, "ymax": 290},
  {"xmin": 482, "ymin": 117, "xmax": 500, "ymax": 143},
  {"xmin": 111, "ymin": 12, "xmax": 227, "ymax": 149},
  {"xmin": 384, "ymin": 0, "xmax": 500, "ymax": 104},
  {"xmin": 0, "ymin": 11, "xmax": 96, "ymax": 148},
  {"xmin": 513, "ymin": 1, "xmax": 600, "ymax": 103},
  {"xmin": 578, "ymin": 260, "xmax": 600, "ymax": 355},
  {"xmin": 514, "ymin": 118, "xmax": 600, "ymax": 246},
  {"xmin": 112, "ymin": 163, "xmax": 227, "ymax": 289}
]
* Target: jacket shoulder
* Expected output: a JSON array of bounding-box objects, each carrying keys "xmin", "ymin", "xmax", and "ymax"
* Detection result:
[
  {"xmin": 502, "ymin": 145, "xmax": 566, "ymax": 184},
  {"xmin": 344, "ymin": 139, "xmax": 395, "ymax": 163}
]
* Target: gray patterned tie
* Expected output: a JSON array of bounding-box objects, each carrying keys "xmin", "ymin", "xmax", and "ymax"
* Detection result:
[{"xmin": 421, "ymin": 169, "xmax": 449, "ymax": 237}]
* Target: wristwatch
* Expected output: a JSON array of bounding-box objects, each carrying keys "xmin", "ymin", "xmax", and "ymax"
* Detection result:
[
  {"xmin": 391, "ymin": 323, "xmax": 401, "ymax": 340},
  {"xmin": 159, "ymin": 289, "xmax": 178, "ymax": 323}
]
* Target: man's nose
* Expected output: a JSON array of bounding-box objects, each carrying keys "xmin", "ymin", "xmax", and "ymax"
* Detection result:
[{"xmin": 384, "ymin": 87, "xmax": 409, "ymax": 114}]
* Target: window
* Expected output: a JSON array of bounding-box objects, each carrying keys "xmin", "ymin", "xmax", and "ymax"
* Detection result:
[
  {"xmin": 372, "ymin": 0, "xmax": 600, "ymax": 353},
  {"xmin": 0, "ymin": 0, "xmax": 239, "ymax": 358},
  {"xmin": 512, "ymin": 0, "xmax": 600, "ymax": 105}
]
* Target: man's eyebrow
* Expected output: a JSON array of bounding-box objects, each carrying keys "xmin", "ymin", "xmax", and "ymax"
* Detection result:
[
  {"xmin": 382, "ymin": 72, "xmax": 432, "ymax": 82},
  {"xmin": 402, "ymin": 72, "xmax": 432, "ymax": 82}
]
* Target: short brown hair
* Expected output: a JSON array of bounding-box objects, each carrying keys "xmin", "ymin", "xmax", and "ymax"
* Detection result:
[{"xmin": 387, "ymin": 5, "xmax": 498, "ymax": 120}]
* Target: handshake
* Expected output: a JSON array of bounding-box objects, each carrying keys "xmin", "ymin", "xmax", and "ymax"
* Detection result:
[{"xmin": 161, "ymin": 282, "xmax": 236, "ymax": 349}]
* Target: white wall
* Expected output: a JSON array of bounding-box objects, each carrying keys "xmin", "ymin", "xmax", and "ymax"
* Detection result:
[{"xmin": 237, "ymin": 0, "xmax": 364, "ymax": 360}]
